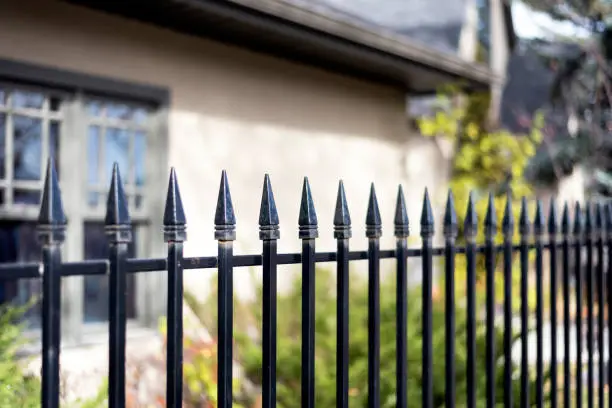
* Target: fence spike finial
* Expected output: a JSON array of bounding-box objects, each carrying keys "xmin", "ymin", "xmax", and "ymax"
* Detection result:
[
  {"xmin": 561, "ymin": 202, "xmax": 570, "ymax": 234},
  {"xmin": 105, "ymin": 163, "xmax": 131, "ymax": 227},
  {"xmin": 484, "ymin": 193, "xmax": 497, "ymax": 237},
  {"xmin": 585, "ymin": 201, "xmax": 594, "ymax": 234},
  {"xmin": 334, "ymin": 180, "xmax": 351, "ymax": 239},
  {"xmin": 394, "ymin": 185, "xmax": 409, "ymax": 238},
  {"xmin": 533, "ymin": 199, "xmax": 544, "ymax": 235},
  {"xmin": 366, "ymin": 183, "xmax": 382, "ymax": 238},
  {"xmin": 573, "ymin": 202, "xmax": 584, "ymax": 235},
  {"xmin": 163, "ymin": 168, "xmax": 187, "ymax": 242},
  {"xmin": 299, "ymin": 177, "xmax": 318, "ymax": 239},
  {"xmin": 502, "ymin": 192, "xmax": 514, "ymax": 236},
  {"xmin": 214, "ymin": 170, "xmax": 236, "ymax": 241},
  {"xmin": 464, "ymin": 191, "xmax": 477, "ymax": 238},
  {"xmin": 519, "ymin": 197, "xmax": 530, "ymax": 236},
  {"xmin": 163, "ymin": 168, "xmax": 186, "ymax": 226},
  {"xmin": 259, "ymin": 174, "xmax": 280, "ymax": 240},
  {"xmin": 38, "ymin": 158, "xmax": 67, "ymax": 227},
  {"xmin": 595, "ymin": 202, "xmax": 603, "ymax": 232},
  {"xmin": 420, "ymin": 188, "xmax": 434, "ymax": 238},
  {"xmin": 606, "ymin": 203, "xmax": 612, "ymax": 231},
  {"xmin": 548, "ymin": 198, "xmax": 558, "ymax": 234},
  {"xmin": 443, "ymin": 189, "xmax": 457, "ymax": 237}
]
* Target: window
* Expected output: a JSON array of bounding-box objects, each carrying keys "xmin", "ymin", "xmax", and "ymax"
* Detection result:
[{"xmin": 0, "ymin": 65, "xmax": 168, "ymax": 343}]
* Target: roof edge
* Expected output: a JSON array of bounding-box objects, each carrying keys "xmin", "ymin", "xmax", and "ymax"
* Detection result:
[{"xmin": 207, "ymin": 0, "xmax": 500, "ymax": 86}]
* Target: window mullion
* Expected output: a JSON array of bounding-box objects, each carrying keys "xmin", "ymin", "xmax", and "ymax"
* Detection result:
[
  {"xmin": 5, "ymin": 91, "xmax": 13, "ymax": 206},
  {"xmin": 60, "ymin": 93, "xmax": 86, "ymax": 344}
]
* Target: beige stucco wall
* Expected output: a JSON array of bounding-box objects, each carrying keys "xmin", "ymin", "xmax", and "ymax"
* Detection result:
[{"xmin": 0, "ymin": 0, "xmax": 450, "ymax": 301}]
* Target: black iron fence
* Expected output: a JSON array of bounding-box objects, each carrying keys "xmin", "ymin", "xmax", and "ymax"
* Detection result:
[{"xmin": 1, "ymin": 160, "xmax": 609, "ymax": 408}]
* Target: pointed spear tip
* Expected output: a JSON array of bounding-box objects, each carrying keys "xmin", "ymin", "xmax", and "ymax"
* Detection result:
[
  {"xmin": 333, "ymin": 180, "xmax": 351, "ymax": 227},
  {"xmin": 502, "ymin": 193, "xmax": 514, "ymax": 232},
  {"xmin": 573, "ymin": 201, "xmax": 584, "ymax": 233},
  {"xmin": 163, "ymin": 168, "xmax": 187, "ymax": 228},
  {"xmin": 366, "ymin": 183, "xmax": 381, "ymax": 227},
  {"xmin": 464, "ymin": 191, "xmax": 477, "ymax": 230},
  {"xmin": 214, "ymin": 170, "xmax": 236, "ymax": 241},
  {"xmin": 595, "ymin": 202, "xmax": 604, "ymax": 228},
  {"xmin": 299, "ymin": 177, "xmax": 318, "ymax": 227},
  {"xmin": 163, "ymin": 168, "xmax": 187, "ymax": 242},
  {"xmin": 38, "ymin": 158, "xmax": 67, "ymax": 227},
  {"xmin": 259, "ymin": 173, "xmax": 279, "ymax": 227},
  {"xmin": 420, "ymin": 188, "xmax": 434, "ymax": 238},
  {"xmin": 104, "ymin": 163, "xmax": 131, "ymax": 227},
  {"xmin": 548, "ymin": 198, "xmax": 559, "ymax": 233},
  {"xmin": 299, "ymin": 177, "xmax": 318, "ymax": 239},
  {"xmin": 443, "ymin": 189, "xmax": 457, "ymax": 225},
  {"xmin": 394, "ymin": 185, "xmax": 409, "ymax": 237}
]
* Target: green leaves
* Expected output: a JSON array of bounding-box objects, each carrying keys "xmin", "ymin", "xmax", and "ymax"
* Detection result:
[{"xmin": 230, "ymin": 269, "xmax": 545, "ymax": 408}]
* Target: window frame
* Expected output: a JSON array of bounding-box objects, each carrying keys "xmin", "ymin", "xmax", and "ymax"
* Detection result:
[{"xmin": 0, "ymin": 58, "xmax": 170, "ymax": 345}]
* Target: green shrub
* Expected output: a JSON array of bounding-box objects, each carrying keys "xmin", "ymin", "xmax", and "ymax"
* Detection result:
[
  {"xmin": 230, "ymin": 268, "xmax": 546, "ymax": 408},
  {"xmin": 0, "ymin": 304, "xmax": 41, "ymax": 408}
]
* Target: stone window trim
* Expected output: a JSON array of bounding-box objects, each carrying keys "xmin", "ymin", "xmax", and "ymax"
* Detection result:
[{"xmin": 0, "ymin": 58, "xmax": 170, "ymax": 347}]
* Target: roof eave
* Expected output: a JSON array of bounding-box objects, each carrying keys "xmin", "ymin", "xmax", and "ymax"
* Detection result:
[{"xmin": 64, "ymin": 0, "xmax": 501, "ymax": 93}]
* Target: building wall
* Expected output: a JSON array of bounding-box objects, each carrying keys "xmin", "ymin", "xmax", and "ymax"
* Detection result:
[{"xmin": 0, "ymin": 0, "xmax": 450, "ymax": 302}]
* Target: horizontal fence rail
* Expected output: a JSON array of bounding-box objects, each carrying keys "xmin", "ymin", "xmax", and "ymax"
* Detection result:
[{"xmin": 3, "ymin": 159, "xmax": 612, "ymax": 407}]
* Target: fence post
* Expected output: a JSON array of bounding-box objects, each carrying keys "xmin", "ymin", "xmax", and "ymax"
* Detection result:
[
  {"xmin": 215, "ymin": 171, "xmax": 236, "ymax": 408},
  {"xmin": 561, "ymin": 203, "xmax": 571, "ymax": 408},
  {"xmin": 260, "ymin": 174, "xmax": 280, "ymax": 408},
  {"xmin": 548, "ymin": 199, "xmax": 559, "ymax": 408},
  {"xmin": 464, "ymin": 193, "xmax": 477, "ymax": 408},
  {"xmin": 519, "ymin": 197, "xmax": 531, "ymax": 408},
  {"xmin": 484, "ymin": 194, "xmax": 497, "ymax": 408},
  {"xmin": 595, "ymin": 203, "xmax": 605, "ymax": 408},
  {"xmin": 105, "ymin": 164, "xmax": 132, "ymax": 408},
  {"xmin": 586, "ymin": 203, "xmax": 595, "ymax": 408},
  {"xmin": 334, "ymin": 181, "xmax": 351, "ymax": 408},
  {"xmin": 38, "ymin": 160, "xmax": 66, "ymax": 408},
  {"xmin": 163, "ymin": 169, "xmax": 187, "ymax": 408},
  {"xmin": 366, "ymin": 184, "xmax": 382, "ymax": 408},
  {"xmin": 420, "ymin": 189, "xmax": 434, "ymax": 408},
  {"xmin": 394, "ymin": 186, "xmax": 409, "ymax": 408},
  {"xmin": 606, "ymin": 204, "xmax": 612, "ymax": 408},
  {"xmin": 574, "ymin": 202, "xmax": 585, "ymax": 406},
  {"xmin": 443, "ymin": 191, "xmax": 457, "ymax": 408},
  {"xmin": 299, "ymin": 177, "xmax": 318, "ymax": 408},
  {"xmin": 502, "ymin": 194, "xmax": 514, "ymax": 408},
  {"xmin": 534, "ymin": 200, "xmax": 544, "ymax": 408}
]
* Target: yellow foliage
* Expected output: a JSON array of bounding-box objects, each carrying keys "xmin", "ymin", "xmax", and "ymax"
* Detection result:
[{"xmin": 417, "ymin": 89, "xmax": 543, "ymax": 310}]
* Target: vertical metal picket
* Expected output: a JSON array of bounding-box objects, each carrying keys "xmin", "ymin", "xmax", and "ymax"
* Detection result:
[
  {"xmin": 519, "ymin": 197, "xmax": 531, "ymax": 408},
  {"xmin": 549, "ymin": 200, "xmax": 558, "ymax": 408},
  {"xmin": 105, "ymin": 164, "xmax": 132, "ymax": 408},
  {"xmin": 607, "ymin": 203, "xmax": 612, "ymax": 408},
  {"xmin": 394, "ymin": 186, "xmax": 409, "ymax": 408},
  {"xmin": 595, "ymin": 204, "xmax": 605, "ymax": 408},
  {"xmin": 561, "ymin": 203, "xmax": 571, "ymax": 408},
  {"xmin": 502, "ymin": 194, "xmax": 514, "ymax": 408},
  {"xmin": 421, "ymin": 189, "xmax": 434, "ymax": 408},
  {"xmin": 534, "ymin": 200, "xmax": 544, "ymax": 408},
  {"xmin": 464, "ymin": 193, "xmax": 478, "ymax": 408},
  {"xmin": 585, "ymin": 203, "xmax": 594, "ymax": 408},
  {"xmin": 38, "ymin": 160, "xmax": 66, "ymax": 408},
  {"xmin": 260, "ymin": 175, "xmax": 280, "ymax": 408},
  {"xmin": 334, "ymin": 181, "xmax": 351, "ymax": 408},
  {"xmin": 574, "ymin": 202, "xmax": 584, "ymax": 408},
  {"xmin": 215, "ymin": 171, "xmax": 236, "ymax": 408},
  {"xmin": 444, "ymin": 191, "xmax": 458, "ymax": 408},
  {"xmin": 366, "ymin": 184, "xmax": 382, "ymax": 408},
  {"xmin": 299, "ymin": 177, "xmax": 318, "ymax": 408},
  {"xmin": 164, "ymin": 169, "xmax": 187, "ymax": 408},
  {"xmin": 484, "ymin": 194, "xmax": 497, "ymax": 408}
]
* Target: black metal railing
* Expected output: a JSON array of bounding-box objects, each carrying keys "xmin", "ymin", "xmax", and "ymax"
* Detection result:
[{"xmin": 3, "ymin": 160, "xmax": 611, "ymax": 408}]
